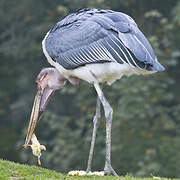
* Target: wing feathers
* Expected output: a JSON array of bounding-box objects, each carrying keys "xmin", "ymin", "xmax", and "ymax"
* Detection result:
[{"xmin": 45, "ymin": 9, "xmax": 160, "ymax": 70}]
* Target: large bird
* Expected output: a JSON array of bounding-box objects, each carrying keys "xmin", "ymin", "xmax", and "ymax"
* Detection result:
[{"xmin": 24, "ymin": 8, "xmax": 165, "ymax": 176}]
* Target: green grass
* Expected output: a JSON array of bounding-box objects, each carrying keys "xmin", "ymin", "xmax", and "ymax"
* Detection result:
[{"xmin": 0, "ymin": 159, "xmax": 178, "ymax": 180}]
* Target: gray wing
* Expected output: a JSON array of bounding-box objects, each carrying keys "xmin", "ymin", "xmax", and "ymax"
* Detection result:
[
  {"xmin": 44, "ymin": 9, "xmax": 158, "ymax": 70},
  {"xmin": 105, "ymin": 12, "xmax": 156, "ymax": 63},
  {"xmin": 105, "ymin": 11, "xmax": 164, "ymax": 71}
]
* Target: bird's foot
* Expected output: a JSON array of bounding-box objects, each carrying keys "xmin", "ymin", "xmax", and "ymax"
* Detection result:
[
  {"xmin": 104, "ymin": 163, "xmax": 118, "ymax": 176},
  {"xmin": 86, "ymin": 168, "xmax": 91, "ymax": 173}
]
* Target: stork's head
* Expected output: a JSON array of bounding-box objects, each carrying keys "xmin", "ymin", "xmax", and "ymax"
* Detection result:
[
  {"xmin": 24, "ymin": 68, "xmax": 66, "ymax": 147},
  {"xmin": 36, "ymin": 68, "xmax": 66, "ymax": 111}
]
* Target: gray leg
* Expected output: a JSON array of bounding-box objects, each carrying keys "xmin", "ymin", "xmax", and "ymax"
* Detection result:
[
  {"xmin": 86, "ymin": 96, "xmax": 101, "ymax": 173},
  {"xmin": 93, "ymin": 82, "xmax": 118, "ymax": 176}
]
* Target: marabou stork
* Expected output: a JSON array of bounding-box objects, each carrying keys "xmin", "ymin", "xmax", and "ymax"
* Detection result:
[{"xmin": 24, "ymin": 8, "xmax": 165, "ymax": 176}]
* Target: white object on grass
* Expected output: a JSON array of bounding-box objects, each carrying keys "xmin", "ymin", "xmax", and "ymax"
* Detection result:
[{"xmin": 68, "ymin": 170, "xmax": 104, "ymax": 176}]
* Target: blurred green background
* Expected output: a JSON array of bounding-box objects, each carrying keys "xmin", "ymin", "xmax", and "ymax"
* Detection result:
[{"xmin": 0, "ymin": 0, "xmax": 180, "ymax": 178}]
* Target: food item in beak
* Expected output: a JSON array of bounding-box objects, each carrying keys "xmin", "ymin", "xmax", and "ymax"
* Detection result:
[
  {"xmin": 23, "ymin": 88, "xmax": 50, "ymax": 166},
  {"xmin": 24, "ymin": 90, "xmax": 42, "ymax": 148},
  {"xmin": 28, "ymin": 134, "xmax": 46, "ymax": 166}
]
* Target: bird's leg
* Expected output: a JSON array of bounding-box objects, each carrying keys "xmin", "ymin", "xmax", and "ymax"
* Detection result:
[
  {"xmin": 93, "ymin": 82, "xmax": 118, "ymax": 176},
  {"xmin": 86, "ymin": 96, "xmax": 101, "ymax": 173}
]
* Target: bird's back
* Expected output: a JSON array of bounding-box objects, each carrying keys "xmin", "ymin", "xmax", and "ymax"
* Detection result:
[{"xmin": 43, "ymin": 8, "xmax": 165, "ymax": 72}]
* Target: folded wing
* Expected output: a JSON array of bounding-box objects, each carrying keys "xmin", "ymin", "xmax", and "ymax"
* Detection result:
[{"xmin": 44, "ymin": 9, "xmax": 160, "ymax": 70}]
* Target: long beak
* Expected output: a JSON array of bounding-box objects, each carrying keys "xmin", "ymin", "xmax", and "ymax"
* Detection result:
[
  {"xmin": 24, "ymin": 87, "xmax": 54, "ymax": 148},
  {"xmin": 24, "ymin": 90, "xmax": 42, "ymax": 148}
]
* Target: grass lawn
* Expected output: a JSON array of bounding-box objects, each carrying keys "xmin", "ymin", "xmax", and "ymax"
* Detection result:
[{"xmin": 0, "ymin": 159, "xmax": 178, "ymax": 180}]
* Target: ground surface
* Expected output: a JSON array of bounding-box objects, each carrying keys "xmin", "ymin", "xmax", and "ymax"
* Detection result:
[{"xmin": 0, "ymin": 159, "xmax": 178, "ymax": 180}]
